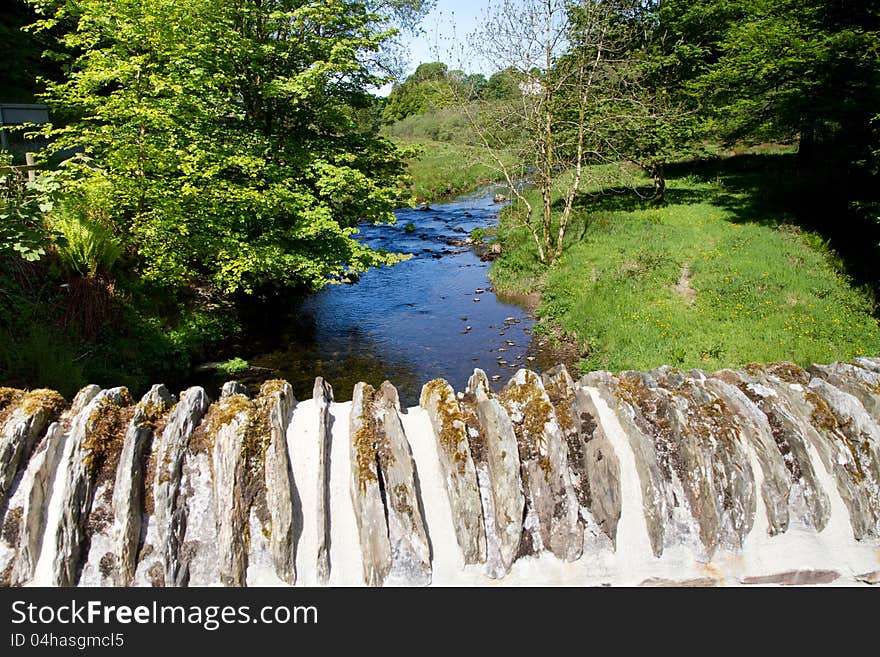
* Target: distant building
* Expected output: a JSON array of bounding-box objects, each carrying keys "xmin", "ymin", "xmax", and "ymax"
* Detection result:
[
  {"xmin": 518, "ymin": 78, "xmax": 543, "ymax": 96},
  {"xmin": 0, "ymin": 103, "xmax": 49, "ymax": 151}
]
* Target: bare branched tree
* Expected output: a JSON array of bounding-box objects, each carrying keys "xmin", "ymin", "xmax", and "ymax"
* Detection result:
[{"xmin": 459, "ymin": 0, "xmax": 663, "ymax": 265}]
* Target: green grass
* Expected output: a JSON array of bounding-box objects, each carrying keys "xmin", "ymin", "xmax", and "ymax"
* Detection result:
[
  {"xmin": 491, "ymin": 153, "xmax": 880, "ymax": 374},
  {"xmin": 391, "ymin": 137, "xmax": 513, "ymax": 202}
]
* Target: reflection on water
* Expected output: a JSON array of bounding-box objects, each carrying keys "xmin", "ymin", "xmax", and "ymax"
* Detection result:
[{"xmin": 242, "ymin": 188, "xmax": 536, "ymax": 406}]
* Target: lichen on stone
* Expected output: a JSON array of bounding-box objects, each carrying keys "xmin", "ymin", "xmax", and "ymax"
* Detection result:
[
  {"xmin": 765, "ymin": 362, "xmax": 810, "ymax": 386},
  {"xmin": 499, "ymin": 373, "xmax": 557, "ymax": 482},
  {"xmin": 422, "ymin": 378, "xmax": 470, "ymax": 474},
  {"xmin": 83, "ymin": 390, "xmax": 135, "ymax": 485},
  {"xmin": 804, "ymin": 390, "xmax": 866, "ymax": 484},
  {"xmin": 0, "ymin": 387, "xmax": 66, "ymax": 429},
  {"xmin": 353, "ymin": 384, "xmax": 379, "ymax": 493},
  {"xmin": 0, "ymin": 387, "xmax": 25, "ymax": 428}
]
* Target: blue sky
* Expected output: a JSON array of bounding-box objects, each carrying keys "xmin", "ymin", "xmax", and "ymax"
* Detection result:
[{"xmin": 398, "ymin": 0, "xmax": 494, "ymax": 76}]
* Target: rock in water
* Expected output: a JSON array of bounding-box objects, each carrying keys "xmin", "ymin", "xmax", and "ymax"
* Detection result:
[
  {"xmin": 419, "ymin": 378, "xmax": 486, "ymax": 565},
  {"xmin": 499, "ymin": 369, "xmax": 582, "ymax": 562},
  {"xmin": 314, "ymin": 377, "xmax": 333, "ymax": 584},
  {"xmin": 475, "ymin": 396, "xmax": 524, "ymax": 574},
  {"xmin": 349, "ymin": 383, "xmax": 391, "ymax": 586},
  {"xmin": 377, "ymin": 382, "xmax": 432, "ymax": 585}
]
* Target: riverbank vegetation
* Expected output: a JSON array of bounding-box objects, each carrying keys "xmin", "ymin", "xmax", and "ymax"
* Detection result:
[
  {"xmin": 0, "ymin": 0, "xmax": 430, "ymax": 397},
  {"xmin": 378, "ymin": 0, "xmax": 880, "ymax": 375},
  {"xmin": 490, "ymin": 150, "xmax": 880, "ymax": 373}
]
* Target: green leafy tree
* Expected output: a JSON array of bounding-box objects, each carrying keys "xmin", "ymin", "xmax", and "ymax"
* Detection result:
[
  {"xmin": 29, "ymin": 0, "xmax": 412, "ymax": 294},
  {"xmin": 686, "ymin": 0, "xmax": 880, "ymax": 178},
  {"xmin": 381, "ymin": 61, "xmax": 482, "ymax": 122},
  {"xmin": 566, "ymin": 0, "xmax": 700, "ymax": 199}
]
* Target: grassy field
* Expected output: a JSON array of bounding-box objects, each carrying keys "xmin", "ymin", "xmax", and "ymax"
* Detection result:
[
  {"xmin": 392, "ymin": 137, "xmax": 512, "ymax": 202},
  {"xmin": 490, "ymin": 152, "xmax": 880, "ymax": 374}
]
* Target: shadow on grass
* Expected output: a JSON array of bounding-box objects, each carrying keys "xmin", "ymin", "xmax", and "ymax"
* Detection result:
[{"xmin": 561, "ymin": 152, "xmax": 880, "ymax": 297}]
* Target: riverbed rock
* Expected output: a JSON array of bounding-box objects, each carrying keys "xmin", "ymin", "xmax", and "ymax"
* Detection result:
[
  {"xmin": 475, "ymin": 396, "xmax": 524, "ymax": 574},
  {"xmin": 499, "ymin": 369, "xmax": 582, "ymax": 562},
  {"xmin": 419, "ymin": 378, "xmax": 486, "ymax": 565},
  {"xmin": 377, "ymin": 382, "xmax": 431, "ymax": 585},
  {"xmin": 314, "ymin": 377, "xmax": 333, "ymax": 584},
  {"xmin": 349, "ymin": 382, "xmax": 392, "ymax": 586}
]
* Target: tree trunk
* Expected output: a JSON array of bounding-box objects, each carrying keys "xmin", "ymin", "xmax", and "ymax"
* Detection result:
[{"xmin": 652, "ymin": 164, "xmax": 666, "ymax": 201}]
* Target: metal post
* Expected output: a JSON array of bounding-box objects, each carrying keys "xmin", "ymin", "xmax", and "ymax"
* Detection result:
[{"xmin": 25, "ymin": 152, "xmax": 36, "ymax": 183}]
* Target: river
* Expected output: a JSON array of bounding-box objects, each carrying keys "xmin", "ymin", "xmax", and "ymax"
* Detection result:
[{"xmin": 215, "ymin": 188, "xmax": 543, "ymax": 407}]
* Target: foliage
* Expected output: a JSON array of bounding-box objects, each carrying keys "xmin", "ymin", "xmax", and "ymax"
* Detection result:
[
  {"xmin": 382, "ymin": 61, "xmax": 483, "ymax": 122},
  {"xmin": 0, "ymin": 154, "xmax": 59, "ymax": 262},
  {"xmin": 48, "ymin": 180, "xmax": 122, "ymax": 277},
  {"xmin": 217, "ymin": 357, "xmax": 249, "ymax": 377},
  {"xmin": 393, "ymin": 137, "xmax": 514, "ymax": 202},
  {"xmin": 29, "ymin": 0, "xmax": 413, "ymax": 294},
  {"xmin": 384, "ymin": 104, "xmax": 475, "ymax": 143},
  {"xmin": 463, "ymin": 0, "xmax": 652, "ymax": 265}
]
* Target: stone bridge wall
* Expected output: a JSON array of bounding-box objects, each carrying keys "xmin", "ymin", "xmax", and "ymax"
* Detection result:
[{"xmin": 1, "ymin": 358, "xmax": 879, "ymax": 587}]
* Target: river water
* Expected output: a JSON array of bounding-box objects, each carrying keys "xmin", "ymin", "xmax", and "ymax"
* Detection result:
[{"xmin": 231, "ymin": 188, "xmax": 539, "ymax": 407}]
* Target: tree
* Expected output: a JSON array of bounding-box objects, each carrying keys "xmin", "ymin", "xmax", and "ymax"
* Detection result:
[
  {"xmin": 29, "ymin": 0, "xmax": 413, "ymax": 294},
  {"xmin": 684, "ymin": 0, "xmax": 880, "ymax": 183},
  {"xmin": 381, "ymin": 61, "xmax": 480, "ymax": 122},
  {"xmin": 571, "ymin": 0, "xmax": 700, "ymax": 199},
  {"xmin": 463, "ymin": 0, "xmax": 648, "ymax": 265}
]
